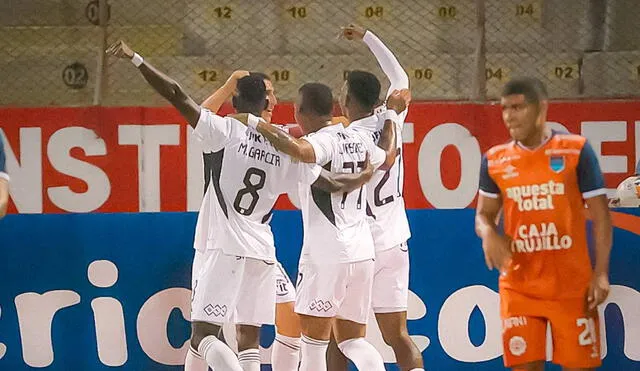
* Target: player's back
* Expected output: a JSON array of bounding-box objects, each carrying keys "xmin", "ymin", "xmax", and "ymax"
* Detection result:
[
  {"xmin": 194, "ymin": 109, "xmax": 318, "ymax": 261},
  {"xmin": 350, "ymin": 109, "xmax": 411, "ymax": 252},
  {"xmin": 298, "ymin": 124, "xmax": 384, "ymax": 264},
  {"xmin": 481, "ymin": 132, "xmax": 606, "ymax": 300}
]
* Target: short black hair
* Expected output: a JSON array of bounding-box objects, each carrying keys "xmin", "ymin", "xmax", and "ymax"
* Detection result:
[
  {"xmin": 346, "ymin": 70, "xmax": 381, "ymax": 111},
  {"xmin": 234, "ymin": 75, "xmax": 267, "ymax": 113},
  {"xmin": 250, "ymin": 71, "xmax": 270, "ymax": 82},
  {"xmin": 298, "ymin": 83, "xmax": 333, "ymax": 116},
  {"xmin": 501, "ymin": 77, "xmax": 548, "ymax": 104}
]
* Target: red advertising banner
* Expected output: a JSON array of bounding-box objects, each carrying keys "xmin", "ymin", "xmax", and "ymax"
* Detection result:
[{"xmin": 1, "ymin": 101, "xmax": 638, "ymax": 213}]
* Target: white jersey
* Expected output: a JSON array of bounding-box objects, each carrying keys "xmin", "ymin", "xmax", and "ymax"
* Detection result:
[
  {"xmin": 192, "ymin": 181, "xmax": 213, "ymax": 251},
  {"xmin": 193, "ymin": 109, "xmax": 321, "ymax": 261},
  {"xmin": 350, "ymin": 110, "xmax": 411, "ymax": 252},
  {"xmin": 298, "ymin": 124, "xmax": 386, "ymax": 264}
]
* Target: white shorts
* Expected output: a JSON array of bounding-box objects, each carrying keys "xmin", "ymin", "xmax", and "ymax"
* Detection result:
[
  {"xmin": 190, "ymin": 249, "xmax": 276, "ymax": 326},
  {"xmin": 295, "ymin": 259, "xmax": 374, "ymax": 324},
  {"xmin": 372, "ymin": 242, "xmax": 410, "ymax": 313},
  {"xmin": 275, "ymin": 261, "xmax": 296, "ymax": 304}
]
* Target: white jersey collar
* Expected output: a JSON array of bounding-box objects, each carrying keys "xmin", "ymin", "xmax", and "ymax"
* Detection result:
[{"xmin": 349, "ymin": 113, "xmax": 379, "ymax": 130}]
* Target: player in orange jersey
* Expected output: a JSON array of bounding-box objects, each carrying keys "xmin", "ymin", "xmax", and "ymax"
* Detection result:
[{"xmin": 475, "ymin": 77, "xmax": 612, "ymax": 371}]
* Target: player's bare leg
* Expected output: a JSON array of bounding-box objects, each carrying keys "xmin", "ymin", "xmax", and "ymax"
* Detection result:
[
  {"xmin": 376, "ymin": 311, "xmax": 424, "ymax": 370},
  {"xmin": 298, "ymin": 314, "xmax": 333, "ymax": 371},
  {"xmin": 190, "ymin": 321, "xmax": 242, "ymax": 371},
  {"xmin": 333, "ymin": 318, "xmax": 385, "ymax": 371},
  {"xmin": 512, "ymin": 361, "xmax": 545, "ymax": 371},
  {"xmin": 236, "ymin": 324, "xmax": 261, "ymax": 371},
  {"xmin": 272, "ymin": 302, "xmax": 302, "ymax": 370},
  {"xmin": 326, "ymin": 333, "xmax": 349, "ymax": 370}
]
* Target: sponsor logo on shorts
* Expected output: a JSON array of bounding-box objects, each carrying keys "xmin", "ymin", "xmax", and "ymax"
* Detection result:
[
  {"xmin": 204, "ymin": 304, "xmax": 228, "ymax": 317},
  {"xmin": 276, "ymin": 278, "xmax": 289, "ymax": 296},
  {"xmin": 309, "ymin": 299, "xmax": 333, "ymax": 312},
  {"xmin": 509, "ymin": 336, "xmax": 527, "ymax": 356},
  {"xmin": 503, "ymin": 316, "xmax": 527, "ymax": 331}
]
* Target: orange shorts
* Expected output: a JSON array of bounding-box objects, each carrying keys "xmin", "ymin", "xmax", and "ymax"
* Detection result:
[{"xmin": 500, "ymin": 290, "xmax": 601, "ymax": 369}]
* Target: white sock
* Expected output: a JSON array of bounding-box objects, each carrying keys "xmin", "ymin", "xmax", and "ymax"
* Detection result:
[
  {"xmin": 409, "ymin": 369, "xmax": 425, "ymax": 371},
  {"xmin": 198, "ymin": 335, "xmax": 243, "ymax": 371},
  {"xmin": 338, "ymin": 338, "xmax": 385, "ymax": 371},
  {"xmin": 238, "ymin": 348, "xmax": 261, "ymax": 371},
  {"xmin": 299, "ymin": 334, "xmax": 329, "ymax": 371},
  {"xmin": 271, "ymin": 333, "xmax": 301, "ymax": 371},
  {"xmin": 184, "ymin": 347, "xmax": 208, "ymax": 371}
]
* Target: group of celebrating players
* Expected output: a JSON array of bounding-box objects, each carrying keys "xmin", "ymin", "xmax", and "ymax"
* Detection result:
[{"xmin": 106, "ymin": 22, "xmax": 613, "ymax": 371}]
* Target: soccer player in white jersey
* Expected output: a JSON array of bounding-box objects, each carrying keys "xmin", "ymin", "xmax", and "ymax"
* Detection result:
[
  {"xmin": 233, "ymin": 82, "xmax": 406, "ymax": 371},
  {"xmin": 327, "ymin": 24, "xmax": 425, "ymax": 371},
  {"xmin": 106, "ymin": 40, "xmax": 375, "ymax": 371},
  {"xmin": 199, "ymin": 70, "xmax": 307, "ymax": 370},
  {"xmin": 0, "ymin": 134, "xmax": 9, "ymax": 218}
]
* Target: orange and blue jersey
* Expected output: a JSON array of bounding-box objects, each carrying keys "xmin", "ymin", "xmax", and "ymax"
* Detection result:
[{"xmin": 479, "ymin": 131, "xmax": 606, "ymax": 300}]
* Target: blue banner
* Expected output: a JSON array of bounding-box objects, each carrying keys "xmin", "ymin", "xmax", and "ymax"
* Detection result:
[{"xmin": 1, "ymin": 210, "xmax": 639, "ymax": 370}]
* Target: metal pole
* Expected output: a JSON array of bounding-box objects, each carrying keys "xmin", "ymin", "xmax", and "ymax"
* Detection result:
[
  {"xmin": 471, "ymin": 0, "xmax": 487, "ymax": 102},
  {"xmin": 93, "ymin": 0, "xmax": 109, "ymax": 106}
]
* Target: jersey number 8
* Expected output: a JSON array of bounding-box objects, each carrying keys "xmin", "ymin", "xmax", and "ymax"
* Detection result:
[{"xmin": 233, "ymin": 167, "xmax": 266, "ymax": 215}]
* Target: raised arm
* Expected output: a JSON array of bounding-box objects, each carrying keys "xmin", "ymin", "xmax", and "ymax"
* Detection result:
[
  {"xmin": 341, "ymin": 24, "xmax": 409, "ymax": 95},
  {"xmin": 106, "ymin": 41, "xmax": 201, "ymax": 128},
  {"xmin": 229, "ymin": 114, "xmax": 317, "ymax": 163},
  {"xmin": 202, "ymin": 70, "xmax": 250, "ymax": 113},
  {"xmin": 375, "ymin": 90, "xmax": 409, "ymax": 170}
]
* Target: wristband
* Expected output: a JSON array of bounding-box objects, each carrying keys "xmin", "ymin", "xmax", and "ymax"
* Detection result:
[
  {"xmin": 247, "ymin": 114, "xmax": 260, "ymax": 130},
  {"xmin": 383, "ymin": 109, "xmax": 400, "ymax": 124},
  {"xmin": 131, "ymin": 53, "xmax": 144, "ymax": 68}
]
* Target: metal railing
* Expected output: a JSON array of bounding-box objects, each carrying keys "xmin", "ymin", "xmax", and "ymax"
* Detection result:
[{"xmin": 0, "ymin": 0, "xmax": 638, "ymax": 107}]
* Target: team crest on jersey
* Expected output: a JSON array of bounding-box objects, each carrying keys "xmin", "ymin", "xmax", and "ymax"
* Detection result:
[{"xmin": 549, "ymin": 156, "xmax": 565, "ymax": 173}]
